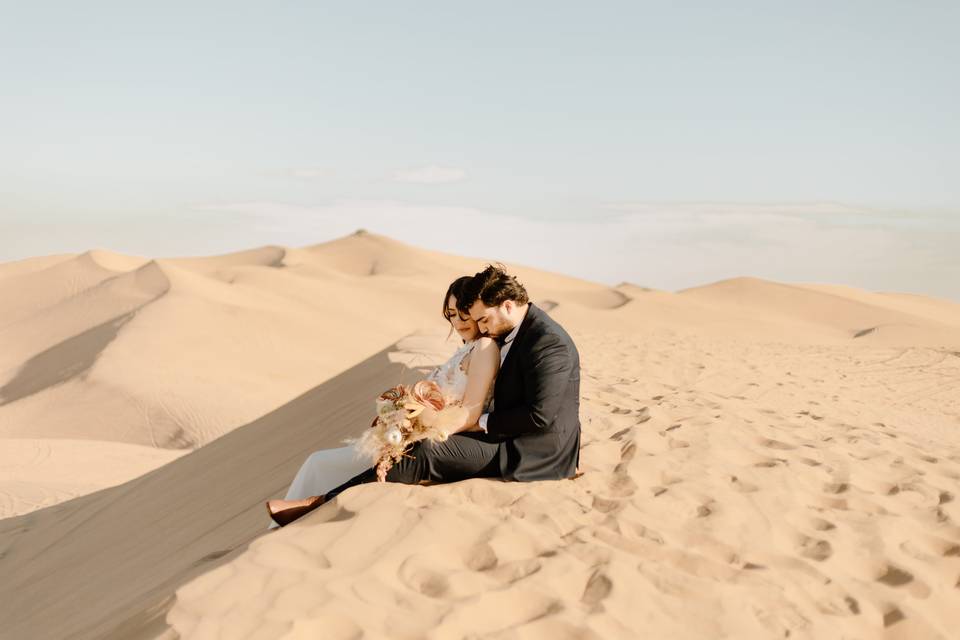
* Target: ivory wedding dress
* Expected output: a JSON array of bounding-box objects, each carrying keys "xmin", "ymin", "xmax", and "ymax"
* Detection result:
[{"xmin": 268, "ymin": 339, "xmax": 491, "ymax": 529}]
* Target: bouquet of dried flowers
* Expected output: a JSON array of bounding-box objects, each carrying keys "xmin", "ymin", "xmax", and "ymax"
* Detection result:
[{"xmin": 351, "ymin": 380, "xmax": 467, "ymax": 481}]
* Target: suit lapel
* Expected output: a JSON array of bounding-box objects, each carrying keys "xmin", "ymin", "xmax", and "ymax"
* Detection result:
[{"xmin": 495, "ymin": 304, "xmax": 538, "ymax": 394}]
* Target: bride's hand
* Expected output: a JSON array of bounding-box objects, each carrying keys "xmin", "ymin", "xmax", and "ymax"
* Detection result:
[{"xmin": 417, "ymin": 405, "xmax": 439, "ymax": 427}]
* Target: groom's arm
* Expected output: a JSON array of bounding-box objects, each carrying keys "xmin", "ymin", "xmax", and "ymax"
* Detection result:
[{"xmin": 484, "ymin": 332, "xmax": 574, "ymax": 438}]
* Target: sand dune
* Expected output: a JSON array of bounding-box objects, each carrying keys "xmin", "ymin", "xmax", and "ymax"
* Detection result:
[
  {"xmin": 84, "ymin": 248, "xmax": 153, "ymax": 271},
  {"xmin": 165, "ymin": 245, "xmax": 287, "ymax": 274},
  {"xmin": 0, "ymin": 260, "xmax": 171, "ymax": 395},
  {"xmin": 1, "ymin": 232, "xmax": 958, "ymax": 639},
  {"xmin": 2, "ymin": 234, "xmax": 958, "ymax": 505},
  {"xmin": 3, "ymin": 325, "xmax": 951, "ymax": 639},
  {"xmin": 0, "ymin": 251, "xmax": 122, "ymax": 329},
  {"xmin": 680, "ymin": 276, "xmax": 960, "ymax": 346},
  {"xmin": 0, "ymin": 253, "xmax": 73, "ymax": 280},
  {"xmin": 303, "ymin": 230, "xmax": 465, "ymax": 277},
  {"xmin": 797, "ymin": 283, "xmax": 960, "ymax": 328},
  {"xmin": 165, "ymin": 329, "xmax": 960, "ymax": 640},
  {"xmin": 0, "ymin": 336, "xmax": 447, "ymax": 639},
  {"xmin": 302, "ymin": 230, "xmax": 632, "ymax": 310},
  {"xmin": 0, "ymin": 232, "xmax": 627, "ymax": 512},
  {"xmin": 0, "ymin": 438, "xmax": 186, "ymax": 518}
]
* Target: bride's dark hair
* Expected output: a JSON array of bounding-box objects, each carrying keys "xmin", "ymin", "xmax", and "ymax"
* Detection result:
[
  {"xmin": 443, "ymin": 276, "xmax": 474, "ymax": 341},
  {"xmin": 443, "ymin": 276, "xmax": 473, "ymax": 344}
]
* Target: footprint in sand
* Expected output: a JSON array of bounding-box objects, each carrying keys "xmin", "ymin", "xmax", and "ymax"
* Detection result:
[
  {"xmin": 580, "ymin": 569, "xmax": 613, "ymax": 608},
  {"xmin": 486, "ymin": 558, "xmax": 543, "ymax": 586},
  {"xmin": 875, "ymin": 562, "xmax": 932, "ymax": 598},
  {"xmin": 728, "ymin": 475, "xmax": 759, "ymax": 493},
  {"xmin": 462, "ymin": 538, "xmax": 548, "ymax": 591},
  {"xmin": 695, "ymin": 501, "xmax": 716, "ymax": 518},
  {"xmin": 882, "ymin": 606, "xmax": 908, "ymax": 628},
  {"xmin": 463, "ymin": 541, "xmax": 498, "ymax": 572},
  {"xmin": 758, "ymin": 437, "xmax": 797, "ymax": 451},
  {"xmin": 822, "ymin": 482, "xmax": 849, "ymax": 494},
  {"xmin": 795, "ymin": 534, "xmax": 833, "ymax": 561},
  {"xmin": 807, "ymin": 516, "xmax": 836, "ymax": 532},
  {"xmin": 461, "ymin": 483, "xmax": 523, "ymax": 509},
  {"xmin": 814, "ymin": 593, "xmax": 860, "ymax": 616},
  {"xmin": 607, "ymin": 471, "xmax": 637, "ymax": 499},
  {"xmin": 397, "ymin": 555, "xmax": 451, "ymax": 598},
  {"xmin": 592, "ymin": 495, "xmax": 625, "ymax": 514},
  {"xmin": 751, "ymin": 455, "xmax": 789, "ymax": 468}
]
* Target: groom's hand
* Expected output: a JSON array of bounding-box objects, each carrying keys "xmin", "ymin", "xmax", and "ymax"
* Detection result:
[{"xmin": 460, "ymin": 422, "xmax": 483, "ymax": 433}]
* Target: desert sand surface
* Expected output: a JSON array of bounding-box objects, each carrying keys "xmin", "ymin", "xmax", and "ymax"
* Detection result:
[
  {"xmin": 0, "ymin": 231, "xmax": 625, "ymax": 518},
  {"xmin": 1, "ymin": 231, "xmax": 959, "ymax": 639},
  {"xmin": 0, "ymin": 438, "xmax": 186, "ymax": 517}
]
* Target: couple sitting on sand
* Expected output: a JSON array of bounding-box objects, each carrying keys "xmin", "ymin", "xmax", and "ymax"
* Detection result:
[{"xmin": 266, "ymin": 265, "xmax": 581, "ymax": 528}]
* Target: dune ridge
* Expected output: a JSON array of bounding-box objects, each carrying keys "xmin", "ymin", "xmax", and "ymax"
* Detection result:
[
  {"xmin": 0, "ymin": 338, "xmax": 444, "ymax": 640},
  {"xmin": 0, "ymin": 232, "xmax": 629, "ymax": 517},
  {"xmin": 680, "ymin": 276, "xmax": 960, "ymax": 345},
  {"xmin": 1, "ymin": 233, "xmax": 958, "ymax": 517},
  {"xmin": 0, "ymin": 232, "xmax": 958, "ymax": 639},
  {"xmin": 0, "ymin": 251, "xmax": 122, "ymax": 329}
]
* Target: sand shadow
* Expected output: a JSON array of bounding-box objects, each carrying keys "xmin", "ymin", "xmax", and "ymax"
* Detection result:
[
  {"xmin": 0, "ymin": 340, "xmax": 425, "ymax": 639},
  {"xmin": 0, "ymin": 310, "xmax": 140, "ymax": 406}
]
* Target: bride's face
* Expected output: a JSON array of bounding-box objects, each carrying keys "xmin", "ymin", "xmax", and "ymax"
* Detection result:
[{"xmin": 445, "ymin": 295, "xmax": 480, "ymax": 341}]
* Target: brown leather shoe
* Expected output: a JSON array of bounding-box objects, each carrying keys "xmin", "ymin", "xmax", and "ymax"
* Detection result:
[{"xmin": 266, "ymin": 495, "xmax": 327, "ymax": 527}]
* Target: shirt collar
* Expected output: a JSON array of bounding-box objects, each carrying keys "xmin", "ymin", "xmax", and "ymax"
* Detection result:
[{"xmin": 501, "ymin": 306, "xmax": 527, "ymax": 345}]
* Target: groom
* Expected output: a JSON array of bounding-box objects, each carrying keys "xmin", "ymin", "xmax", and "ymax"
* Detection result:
[
  {"xmin": 458, "ymin": 265, "xmax": 581, "ymax": 481},
  {"xmin": 269, "ymin": 266, "xmax": 580, "ymax": 526}
]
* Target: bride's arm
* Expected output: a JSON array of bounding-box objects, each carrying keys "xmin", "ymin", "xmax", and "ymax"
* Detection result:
[{"xmin": 452, "ymin": 338, "xmax": 500, "ymax": 433}]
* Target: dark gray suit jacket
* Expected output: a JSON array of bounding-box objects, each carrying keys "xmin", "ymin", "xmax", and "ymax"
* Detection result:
[{"xmin": 479, "ymin": 303, "xmax": 581, "ymax": 481}]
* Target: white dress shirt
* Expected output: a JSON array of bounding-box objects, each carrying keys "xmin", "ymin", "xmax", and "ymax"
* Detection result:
[{"xmin": 477, "ymin": 310, "xmax": 525, "ymax": 433}]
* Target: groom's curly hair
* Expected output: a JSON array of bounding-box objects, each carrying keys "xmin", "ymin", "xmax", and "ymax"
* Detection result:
[{"xmin": 457, "ymin": 264, "xmax": 529, "ymax": 313}]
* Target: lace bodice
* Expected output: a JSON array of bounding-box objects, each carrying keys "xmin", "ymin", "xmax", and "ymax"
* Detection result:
[{"xmin": 426, "ymin": 340, "xmax": 495, "ymax": 412}]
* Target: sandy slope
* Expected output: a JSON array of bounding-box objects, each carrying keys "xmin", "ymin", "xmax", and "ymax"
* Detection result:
[
  {"xmin": 0, "ymin": 252, "xmax": 126, "ymax": 328},
  {"xmin": 0, "ymin": 439, "xmax": 186, "ymax": 517},
  {"xmin": 679, "ymin": 276, "xmax": 960, "ymax": 346},
  {"xmin": 0, "ymin": 253, "xmax": 74, "ymax": 280},
  {"xmin": 0, "ymin": 335, "xmax": 451, "ymax": 639},
  {"xmin": 0, "ymin": 231, "xmax": 622, "ymax": 517},
  {"xmin": 0, "ymin": 232, "xmax": 958, "ymax": 639},
  {"xmin": 162, "ymin": 327, "xmax": 960, "ymax": 640}
]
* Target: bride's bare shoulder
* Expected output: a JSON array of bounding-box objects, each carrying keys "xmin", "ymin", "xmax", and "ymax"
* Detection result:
[
  {"xmin": 473, "ymin": 337, "xmax": 500, "ymax": 370},
  {"xmin": 462, "ymin": 337, "xmax": 499, "ymax": 374},
  {"xmin": 476, "ymin": 336, "xmax": 499, "ymax": 350}
]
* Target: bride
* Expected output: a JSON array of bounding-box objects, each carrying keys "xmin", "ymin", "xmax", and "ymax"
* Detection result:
[{"xmin": 267, "ymin": 276, "xmax": 500, "ymax": 528}]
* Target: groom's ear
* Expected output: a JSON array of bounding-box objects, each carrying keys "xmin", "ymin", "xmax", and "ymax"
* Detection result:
[{"xmin": 503, "ymin": 300, "xmax": 515, "ymax": 313}]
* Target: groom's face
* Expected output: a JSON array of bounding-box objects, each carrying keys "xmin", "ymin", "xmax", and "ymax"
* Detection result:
[{"xmin": 468, "ymin": 300, "xmax": 515, "ymax": 339}]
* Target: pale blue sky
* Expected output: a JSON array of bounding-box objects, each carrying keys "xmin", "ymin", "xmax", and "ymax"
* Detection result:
[{"xmin": 1, "ymin": 2, "xmax": 958, "ymax": 299}]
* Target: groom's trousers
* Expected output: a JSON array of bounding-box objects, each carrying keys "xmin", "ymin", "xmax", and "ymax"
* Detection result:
[{"xmin": 324, "ymin": 433, "xmax": 502, "ymax": 501}]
